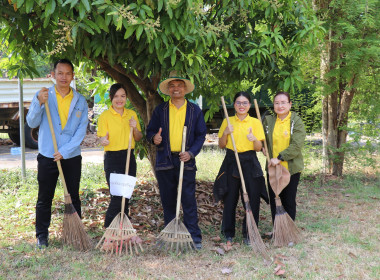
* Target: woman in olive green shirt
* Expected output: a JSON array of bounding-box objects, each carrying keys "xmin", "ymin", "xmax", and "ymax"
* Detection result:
[{"xmin": 263, "ymin": 92, "xmax": 306, "ymax": 223}]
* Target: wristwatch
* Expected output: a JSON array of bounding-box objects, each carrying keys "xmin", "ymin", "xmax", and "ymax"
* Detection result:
[{"xmin": 277, "ymin": 154, "xmax": 284, "ymax": 161}]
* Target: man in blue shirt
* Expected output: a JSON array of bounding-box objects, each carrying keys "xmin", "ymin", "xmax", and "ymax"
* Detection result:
[{"xmin": 26, "ymin": 59, "xmax": 88, "ymax": 249}]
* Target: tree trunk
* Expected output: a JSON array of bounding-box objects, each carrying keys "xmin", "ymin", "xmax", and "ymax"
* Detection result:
[
  {"xmin": 320, "ymin": 26, "xmax": 331, "ymax": 174},
  {"xmin": 332, "ymin": 77, "xmax": 356, "ymax": 175}
]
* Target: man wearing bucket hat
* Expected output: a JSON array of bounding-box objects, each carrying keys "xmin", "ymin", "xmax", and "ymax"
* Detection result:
[{"xmin": 146, "ymin": 71, "xmax": 207, "ymax": 249}]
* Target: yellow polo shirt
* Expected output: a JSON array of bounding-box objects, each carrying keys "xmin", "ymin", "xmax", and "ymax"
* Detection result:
[
  {"xmin": 218, "ymin": 114, "xmax": 265, "ymax": 153},
  {"xmin": 272, "ymin": 112, "xmax": 291, "ymax": 170},
  {"xmin": 169, "ymin": 99, "xmax": 187, "ymax": 152},
  {"xmin": 56, "ymin": 87, "xmax": 73, "ymax": 129},
  {"xmin": 97, "ymin": 107, "xmax": 141, "ymax": 151}
]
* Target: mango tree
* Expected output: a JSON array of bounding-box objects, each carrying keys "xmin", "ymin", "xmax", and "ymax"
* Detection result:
[{"xmin": 1, "ymin": 0, "xmax": 323, "ymax": 167}]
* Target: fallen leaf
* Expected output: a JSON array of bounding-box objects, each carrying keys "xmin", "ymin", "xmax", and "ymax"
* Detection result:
[
  {"xmin": 211, "ymin": 247, "xmax": 225, "ymax": 255},
  {"xmin": 274, "ymin": 259, "xmax": 285, "ymax": 267},
  {"xmin": 275, "ymin": 254, "xmax": 289, "ymax": 260},
  {"xmin": 348, "ymin": 252, "xmax": 358, "ymax": 259},
  {"xmin": 274, "ymin": 265, "xmax": 282, "ymax": 273},
  {"xmin": 221, "ymin": 243, "xmax": 233, "ymax": 252},
  {"xmin": 221, "ymin": 267, "xmax": 232, "ymax": 275},
  {"xmin": 89, "ymin": 222, "xmax": 101, "ymax": 228},
  {"xmin": 211, "ymin": 236, "xmax": 221, "ymax": 242},
  {"xmin": 275, "ymin": 269, "xmax": 285, "ymax": 277}
]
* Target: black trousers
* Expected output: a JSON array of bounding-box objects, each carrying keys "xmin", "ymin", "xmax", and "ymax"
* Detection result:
[
  {"xmin": 36, "ymin": 154, "xmax": 82, "ymax": 238},
  {"xmin": 103, "ymin": 149, "xmax": 136, "ymax": 228},
  {"xmin": 156, "ymin": 155, "xmax": 202, "ymax": 243},
  {"xmin": 221, "ymin": 174, "xmax": 265, "ymax": 239},
  {"xmin": 267, "ymin": 172, "xmax": 301, "ymax": 223}
]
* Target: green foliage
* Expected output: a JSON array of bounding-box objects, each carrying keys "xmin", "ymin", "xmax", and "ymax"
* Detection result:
[
  {"xmin": 315, "ymin": 0, "xmax": 379, "ymax": 172},
  {"xmin": 0, "ymin": 0, "xmax": 323, "ymax": 94},
  {"xmin": 0, "ymin": 0, "xmax": 326, "ymax": 164}
]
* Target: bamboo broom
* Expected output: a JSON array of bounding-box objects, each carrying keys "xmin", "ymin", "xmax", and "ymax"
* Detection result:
[
  {"xmin": 156, "ymin": 126, "xmax": 196, "ymax": 254},
  {"xmin": 45, "ymin": 101, "xmax": 92, "ymax": 251},
  {"xmin": 220, "ymin": 97, "xmax": 269, "ymax": 260},
  {"xmin": 96, "ymin": 120, "xmax": 143, "ymax": 255},
  {"xmin": 253, "ymin": 99, "xmax": 302, "ymax": 247}
]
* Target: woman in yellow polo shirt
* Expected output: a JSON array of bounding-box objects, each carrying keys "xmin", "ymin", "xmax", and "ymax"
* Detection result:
[
  {"xmin": 216, "ymin": 92, "xmax": 268, "ymax": 245},
  {"xmin": 97, "ymin": 83, "xmax": 143, "ymax": 227},
  {"xmin": 263, "ymin": 91, "xmax": 306, "ymax": 225}
]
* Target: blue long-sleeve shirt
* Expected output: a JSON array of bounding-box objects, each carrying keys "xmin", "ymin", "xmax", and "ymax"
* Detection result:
[
  {"xmin": 146, "ymin": 100, "xmax": 207, "ymax": 171},
  {"xmin": 26, "ymin": 85, "xmax": 88, "ymax": 159}
]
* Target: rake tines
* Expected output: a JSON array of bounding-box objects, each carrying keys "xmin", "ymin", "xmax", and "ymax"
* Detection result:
[
  {"xmin": 96, "ymin": 212, "xmax": 143, "ymax": 255},
  {"xmin": 156, "ymin": 217, "xmax": 195, "ymax": 254}
]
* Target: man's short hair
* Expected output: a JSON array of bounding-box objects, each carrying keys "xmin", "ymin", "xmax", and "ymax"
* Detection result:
[{"xmin": 53, "ymin": 59, "xmax": 74, "ymax": 72}]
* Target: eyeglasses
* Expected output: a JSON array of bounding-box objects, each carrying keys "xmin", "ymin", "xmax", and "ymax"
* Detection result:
[
  {"xmin": 235, "ymin": 101, "xmax": 250, "ymax": 107},
  {"xmin": 274, "ymin": 102, "xmax": 289, "ymax": 106}
]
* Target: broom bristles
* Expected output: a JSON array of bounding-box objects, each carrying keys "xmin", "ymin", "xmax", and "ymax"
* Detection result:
[
  {"xmin": 62, "ymin": 202, "xmax": 92, "ymax": 251},
  {"xmin": 96, "ymin": 212, "xmax": 143, "ymax": 255},
  {"xmin": 272, "ymin": 197, "xmax": 302, "ymax": 247},
  {"xmin": 156, "ymin": 217, "xmax": 195, "ymax": 253},
  {"xmin": 244, "ymin": 199, "xmax": 270, "ymax": 260}
]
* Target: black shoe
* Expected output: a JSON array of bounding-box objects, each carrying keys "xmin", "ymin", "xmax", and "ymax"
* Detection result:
[
  {"xmin": 37, "ymin": 236, "xmax": 48, "ymax": 249},
  {"xmin": 193, "ymin": 242, "xmax": 202, "ymax": 250},
  {"xmin": 243, "ymin": 237, "xmax": 251, "ymax": 246}
]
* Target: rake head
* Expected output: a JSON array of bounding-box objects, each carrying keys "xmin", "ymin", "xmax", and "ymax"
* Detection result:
[
  {"xmin": 62, "ymin": 201, "xmax": 92, "ymax": 251},
  {"xmin": 156, "ymin": 217, "xmax": 195, "ymax": 254},
  {"xmin": 96, "ymin": 213, "xmax": 143, "ymax": 255},
  {"xmin": 272, "ymin": 197, "xmax": 302, "ymax": 247}
]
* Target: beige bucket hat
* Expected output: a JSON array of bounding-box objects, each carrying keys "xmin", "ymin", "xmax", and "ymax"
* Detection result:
[{"xmin": 158, "ymin": 71, "xmax": 195, "ymax": 95}]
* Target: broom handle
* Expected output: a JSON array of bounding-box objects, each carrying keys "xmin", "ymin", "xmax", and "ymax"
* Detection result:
[
  {"xmin": 253, "ymin": 99, "xmax": 271, "ymax": 163},
  {"xmin": 120, "ymin": 123, "xmax": 134, "ymax": 217},
  {"xmin": 45, "ymin": 100, "xmax": 69, "ymax": 196},
  {"xmin": 175, "ymin": 126, "xmax": 187, "ymax": 219},
  {"xmin": 220, "ymin": 97, "xmax": 248, "ymax": 195}
]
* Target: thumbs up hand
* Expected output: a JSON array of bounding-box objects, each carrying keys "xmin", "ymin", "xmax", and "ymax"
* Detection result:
[
  {"xmin": 99, "ymin": 131, "xmax": 110, "ymax": 146},
  {"xmin": 247, "ymin": 127, "xmax": 257, "ymax": 142},
  {"xmin": 153, "ymin": 127, "xmax": 162, "ymax": 145}
]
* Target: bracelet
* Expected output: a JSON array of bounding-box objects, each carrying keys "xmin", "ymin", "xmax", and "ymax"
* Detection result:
[{"xmin": 277, "ymin": 154, "xmax": 284, "ymax": 161}]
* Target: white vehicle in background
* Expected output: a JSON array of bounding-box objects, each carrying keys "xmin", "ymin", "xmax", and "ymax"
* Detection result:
[{"xmin": 0, "ymin": 78, "xmax": 55, "ymax": 148}]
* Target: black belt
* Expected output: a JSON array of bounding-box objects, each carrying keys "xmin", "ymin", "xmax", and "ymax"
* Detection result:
[{"xmin": 171, "ymin": 152, "xmax": 180, "ymax": 157}]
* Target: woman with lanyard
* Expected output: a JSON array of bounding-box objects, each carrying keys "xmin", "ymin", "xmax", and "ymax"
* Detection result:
[
  {"xmin": 263, "ymin": 91, "xmax": 306, "ymax": 225},
  {"xmin": 97, "ymin": 83, "xmax": 143, "ymax": 227},
  {"xmin": 216, "ymin": 91, "xmax": 268, "ymax": 245}
]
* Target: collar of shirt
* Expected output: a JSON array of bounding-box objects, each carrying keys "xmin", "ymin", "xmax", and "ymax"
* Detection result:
[
  {"xmin": 276, "ymin": 111, "xmax": 292, "ymax": 123},
  {"xmin": 55, "ymin": 87, "xmax": 73, "ymax": 99},
  {"xmin": 169, "ymin": 99, "xmax": 187, "ymax": 110},
  {"xmin": 109, "ymin": 106, "xmax": 127, "ymax": 117},
  {"xmin": 234, "ymin": 114, "xmax": 250, "ymax": 122}
]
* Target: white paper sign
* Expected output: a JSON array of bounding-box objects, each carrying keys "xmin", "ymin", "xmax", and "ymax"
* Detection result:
[{"xmin": 110, "ymin": 173, "xmax": 137, "ymax": 199}]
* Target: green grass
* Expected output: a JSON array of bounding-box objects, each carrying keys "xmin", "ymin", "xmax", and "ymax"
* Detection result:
[{"xmin": 0, "ymin": 147, "xmax": 379, "ymax": 279}]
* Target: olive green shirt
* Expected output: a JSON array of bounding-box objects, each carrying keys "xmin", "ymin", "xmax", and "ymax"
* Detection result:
[{"xmin": 263, "ymin": 112, "xmax": 306, "ymax": 175}]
